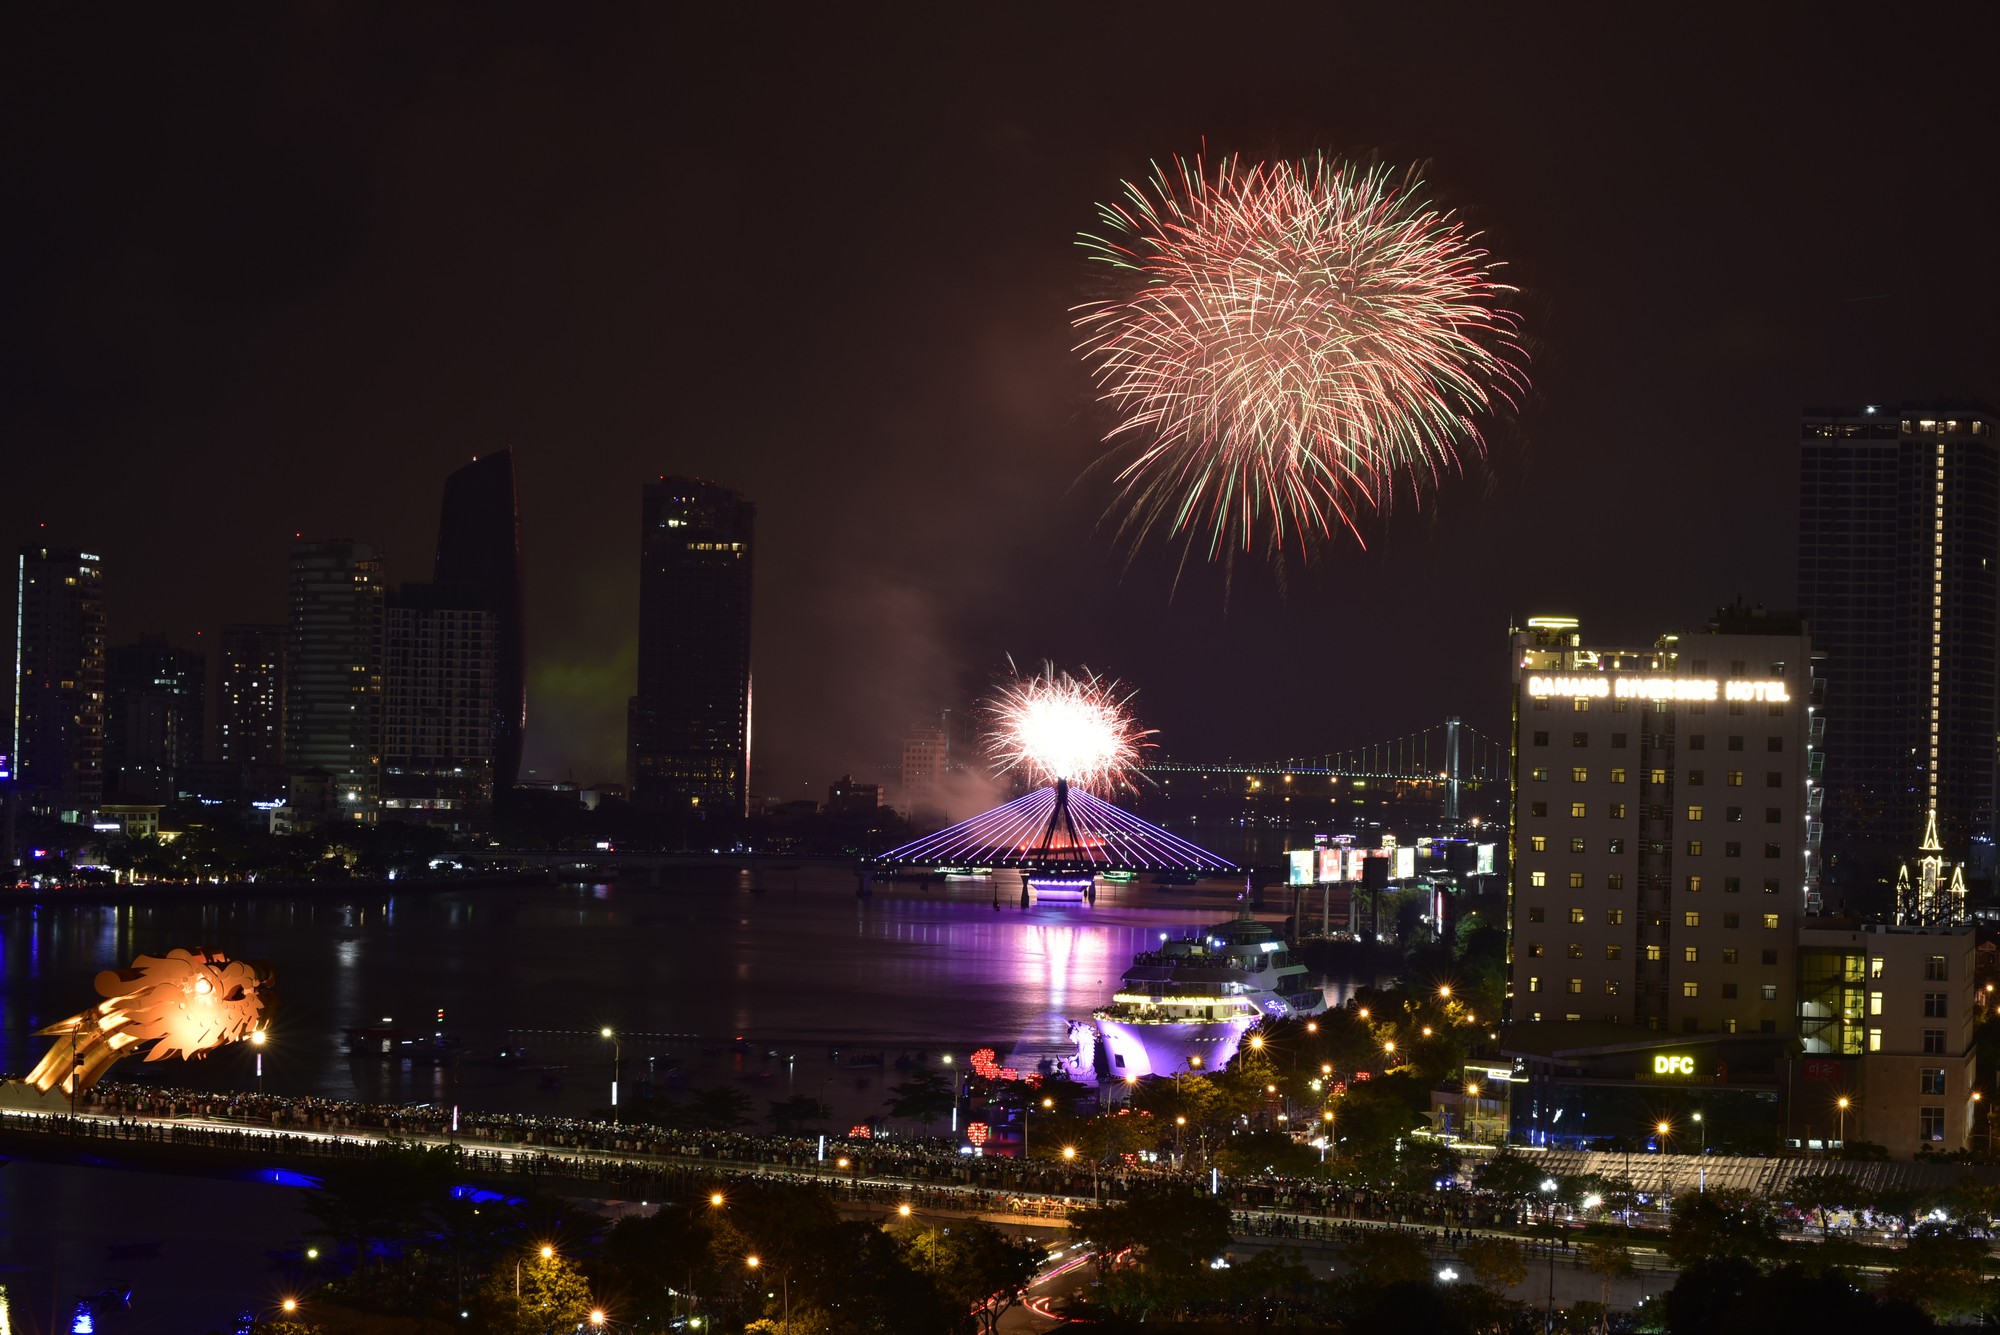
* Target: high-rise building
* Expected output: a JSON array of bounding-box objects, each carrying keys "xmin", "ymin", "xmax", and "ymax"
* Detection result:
[
  {"xmin": 629, "ymin": 478, "xmax": 754, "ymax": 814},
  {"xmin": 1508, "ymin": 608, "xmax": 1815, "ymax": 1035},
  {"xmin": 217, "ymin": 623, "xmax": 286, "ymax": 766},
  {"xmin": 381, "ymin": 583, "xmax": 496, "ymax": 825},
  {"xmin": 900, "ymin": 723, "xmax": 948, "ymax": 817},
  {"xmin": 104, "ymin": 635, "xmax": 204, "ymax": 801},
  {"xmin": 1502, "ymin": 608, "xmax": 1819, "ymax": 1150},
  {"xmin": 1798, "ymin": 406, "xmax": 1999, "ymax": 898},
  {"xmin": 285, "ymin": 539, "xmax": 384, "ymax": 819},
  {"xmin": 433, "ymin": 451, "xmax": 525, "ymax": 795},
  {"xmin": 12, "ymin": 546, "xmax": 106, "ymax": 816}
]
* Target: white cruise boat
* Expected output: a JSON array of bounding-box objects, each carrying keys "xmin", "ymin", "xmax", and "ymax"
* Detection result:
[{"xmin": 1092, "ymin": 914, "xmax": 1326, "ymax": 1080}]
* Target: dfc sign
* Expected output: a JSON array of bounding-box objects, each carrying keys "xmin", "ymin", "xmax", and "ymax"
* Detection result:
[{"xmin": 1653, "ymin": 1054, "xmax": 1696, "ymax": 1077}]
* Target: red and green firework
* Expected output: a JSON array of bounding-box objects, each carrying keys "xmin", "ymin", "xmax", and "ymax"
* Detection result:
[{"xmin": 1073, "ymin": 154, "xmax": 1526, "ymax": 569}]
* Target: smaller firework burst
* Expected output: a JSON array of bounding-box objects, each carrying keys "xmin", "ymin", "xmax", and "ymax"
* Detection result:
[{"xmin": 985, "ymin": 662, "xmax": 1156, "ymax": 792}]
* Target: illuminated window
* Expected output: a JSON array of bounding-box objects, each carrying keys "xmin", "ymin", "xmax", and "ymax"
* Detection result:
[
  {"xmin": 1682, "ymin": 981, "xmax": 1699, "ymax": 998},
  {"xmin": 1868, "ymin": 1028, "xmax": 1882, "ymax": 1052},
  {"xmin": 1726, "ymin": 771, "xmax": 1743, "ymax": 787},
  {"xmin": 1686, "ymin": 875, "xmax": 1702, "ymax": 892},
  {"xmin": 1570, "ymin": 837, "xmax": 1586, "ymax": 853},
  {"xmin": 1568, "ymin": 978, "xmax": 1583, "ymax": 994},
  {"xmin": 1530, "ymin": 871, "xmax": 1547, "ymax": 887},
  {"xmin": 1683, "ymin": 911, "xmax": 1701, "ymax": 927},
  {"xmin": 1568, "ymin": 872, "xmax": 1585, "ymax": 889},
  {"xmin": 1528, "ymin": 976, "xmax": 1541, "ymax": 993},
  {"xmin": 1760, "ymin": 983, "xmax": 1778, "ymax": 1001},
  {"xmin": 1574, "ymin": 698, "xmax": 1589, "ymax": 713},
  {"xmin": 1645, "ymin": 944, "xmax": 1662, "ymax": 961},
  {"xmin": 1606, "ymin": 944, "xmax": 1622, "ymax": 959},
  {"xmin": 1531, "ymin": 766, "xmax": 1550, "ymax": 781},
  {"xmin": 1610, "ymin": 767, "xmax": 1628, "ymax": 783},
  {"xmin": 1567, "ymin": 943, "xmax": 1583, "ymax": 958},
  {"xmin": 1686, "ymin": 840, "xmax": 1703, "ymax": 856},
  {"xmin": 1687, "ymin": 805, "xmax": 1704, "ymax": 821},
  {"xmin": 1570, "ymin": 802, "xmax": 1587, "ymax": 818},
  {"xmin": 1683, "ymin": 946, "xmax": 1699, "ymax": 963},
  {"xmin": 1572, "ymin": 767, "xmax": 1589, "ymax": 782},
  {"xmin": 1608, "ymin": 803, "xmax": 1627, "ymax": 819},
  {"xmin": 1570, "ymin": 908, "xmax": 1586, "ymax": 923},
  {"xmin": 1869, "ymin": 990, "xmax": 1883, "ymax": 1016},
  {"xmin": 1762, "ymin": 913, "xmax": 1779, "ymax": 929},
  {"xmin": 1870, "ymin": 957, "xmax": 1884, "ymax": 979},
  {"xmin": 1530, "ymin": 836, "xmax": 1547, "ymax": 852},
  {"xmin": 1648, "ymin": 768, "xmax": 1668, "ymax": 786}
]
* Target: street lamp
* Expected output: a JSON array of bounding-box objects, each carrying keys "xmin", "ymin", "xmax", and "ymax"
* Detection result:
[
  {"xmin": 1836, "ymin": 1095, "xmax": 1850, "ymax": 1151},
  {"xmin": 601, "ymin": 1027, "xmax": 622, "ymax": 1120},
  {"xmin": 1692, "ymin": 1111, "xmax": 1706, "ymax": 1192},
  {"xmin": 251, "ymin": 1028, "xmax": 268, "ymax": 1096},
  {"xmin": 1540, "ymin": 1178, "xmax": 1559, "ymax": 1334},
  {"xmin": 590, "ymin": 1311, "xmax": 606, "ymax": 1329},
  {"xmin": 747, "ymin": 1254, "xmax": 789, "ymax": 1333}
]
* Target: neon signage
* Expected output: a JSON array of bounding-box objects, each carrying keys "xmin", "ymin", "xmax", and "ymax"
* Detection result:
[
  {"xmin": 1527, "ymin": 675, "xmax": 1790, "ymax": 703},
  {"xmin": 1653, "ymin": 1054, "xmax": 1696, "ymax": 1076}
]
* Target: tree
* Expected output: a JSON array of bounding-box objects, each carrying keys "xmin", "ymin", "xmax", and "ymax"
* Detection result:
[
  {"xmin": 767, "ymin": 1094, "xmax": 830, "ymax": 1134},
  {"xmin": 1071, "ymin": 1183, "xmax": 1231, "ymax": 1278},
  {"xmin": 903, "ymin": 1219, "xmax": 1043, "ymax": 1335},
  {"xmin": 886, "ymin": 1070, "xmax": 955, "ymax": 1133},
  {"xmin": 469, "ymin": 1251, "xmax": 595, "ymax": 1335},
  {"xmin": 1580, "ymin": 1234, "xmax": 1635, "ymax": 1332},
  {"xmin": 685, "ymin": 1085, "xmax": 754, "ymax": 1130},
  {"xmin": 1882, "ymin": 1221, "xmax": 1990, "ymax": 1323},
  {"xmin": 1663, "ymin": 1188, "xmax": 1780, "ymax": 1268},
  {"xmin": 301, "ymin": 1143, "xmax": 458, "ymax": 1265},
  {"xmin": 1460, "ymin": 1235, "xmax": 1528, "ymax": 1292},
  {"xmin": 1338, "ymin": 1228, "xmax": 1431, "ymax": 1285}
]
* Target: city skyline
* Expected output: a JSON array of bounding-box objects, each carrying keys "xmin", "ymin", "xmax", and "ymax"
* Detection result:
[{"xmin": 3, "ymin": 10, "xmax": 1999, "ymax": 801}]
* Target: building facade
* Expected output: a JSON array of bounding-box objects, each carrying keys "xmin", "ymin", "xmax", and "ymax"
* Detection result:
[
  {"xmin": 381, "ymin": 584, "xmax": 496, "ymax": 825},
  {"xmin": 1798, "ymin": 407, "xmax": 1999, "ymax": 897},
  {"xmin": 217, "ymin": 623, "xmax": 286, "ymax": 766},
  {"xmin": 104, "ymin": 635, "xmax": 204, "ymax": 802},
  {"xmin": 1508, "ymin": 609, "xmax": 1816, "ymax": 1037},
  {"xmin": 1795, "ymin": 921, "xmax": 1977, "ymax": 1156},
  {"xmin": 899, "ymin": 723, "xmax": 947, "ymax": 817},
  {"xmin": 12, "ymin": 546, "xmax": 106, "ymax": 816},
  {"xmin": 629, "ymin": 478, "xmax": 754, "ymax": 815},
  {"xmin": 285, "ymin": 539, "xmax": 384, "ymax": 819},
  {"xmin": 433, "ymin": 450, "xmax": 525, "ymax": 796}
]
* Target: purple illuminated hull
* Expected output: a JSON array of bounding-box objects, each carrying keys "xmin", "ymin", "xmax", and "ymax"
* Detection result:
[{"xmin": 1094, "ymin": 1014, "xmax": 1256, "ymax": 1081}]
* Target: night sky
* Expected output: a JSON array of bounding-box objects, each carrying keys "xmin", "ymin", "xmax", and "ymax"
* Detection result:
[{"xmin": 6, "ymin": 7, "xmax": 1999, "ymax": 803}]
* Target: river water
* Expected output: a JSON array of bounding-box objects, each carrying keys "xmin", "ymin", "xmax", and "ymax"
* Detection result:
[{"xmin": 0, "ymin": 870, "xmax": 1356, "ymax": 1132}]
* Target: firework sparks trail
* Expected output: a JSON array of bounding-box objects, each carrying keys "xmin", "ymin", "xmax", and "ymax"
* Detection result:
[
  {"xmin": 1073, "ymin": 153, "xmax": 1527, "ymax": 569},
  {"xmin": 984, "ymin": 663, "xmax": 1156, "ymax": 792}
]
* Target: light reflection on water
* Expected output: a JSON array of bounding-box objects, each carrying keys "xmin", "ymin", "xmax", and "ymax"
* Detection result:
[{"xmin": 0, "ymin": 872, "xmax": 1353, "ymax": 1124}]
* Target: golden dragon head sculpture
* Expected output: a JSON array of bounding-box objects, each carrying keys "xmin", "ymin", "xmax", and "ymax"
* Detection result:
[{"xmin": 25, "ymin": 949, "xmax": 276, "ymax": 1097}]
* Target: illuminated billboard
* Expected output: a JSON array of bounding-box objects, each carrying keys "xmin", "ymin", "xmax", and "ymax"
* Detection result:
[
  {"xmin": 1289, "ymin": 850, "xmax": 1316, "ymax": 886},
  {"xmin": 1476, "ymin": 843, "xmax": 1495, "ymax": 875}
]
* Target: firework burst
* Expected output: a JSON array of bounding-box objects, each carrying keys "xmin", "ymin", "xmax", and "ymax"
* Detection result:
[
  {"xmin": 1074, "ymin": 153, "xmax": 1526, "ymax": 569},
  {"xmin": 984, "ymin": 663, "xmax": 1156, "ymax": 792}
]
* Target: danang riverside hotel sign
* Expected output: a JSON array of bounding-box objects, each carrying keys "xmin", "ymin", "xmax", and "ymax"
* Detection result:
[{"xmin": 1525, "ymin": 675, "xmax": 1791, "ymax": 704}]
